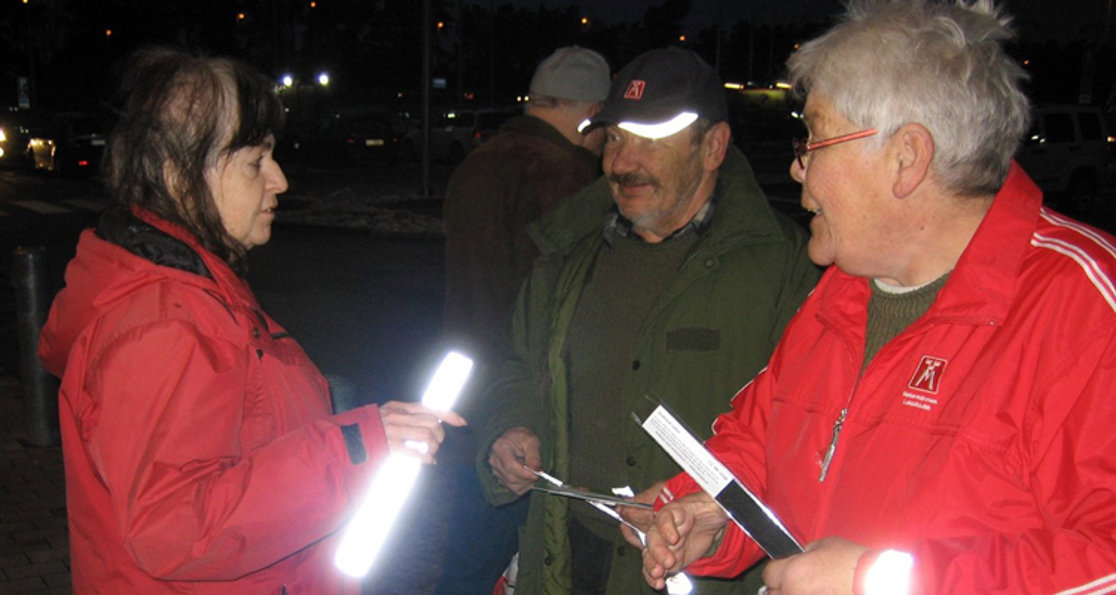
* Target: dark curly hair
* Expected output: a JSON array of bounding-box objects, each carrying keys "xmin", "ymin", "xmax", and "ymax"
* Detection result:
[{"xmin": 103, "ymin": 46, "xmax": 285, "ymax": 267}]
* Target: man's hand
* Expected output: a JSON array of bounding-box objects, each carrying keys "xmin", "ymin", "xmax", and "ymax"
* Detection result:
[
  {"xmin": 378, "ymin": 400, "xmax": 467, "ymax": 464},
  {"xmin": 618, "ymin": 481, "xmax": 664, "ymax": 547},
  {"xmin": 761, "ymin": 537, "xmax": 868, "ymax": 595},
  {"xmin": 641, "ymin": 492, "xmax": 728, "ymax": 590},
  {"xmin": 487, "ymin": 426, "xmax": 542, "ymax": 495}
]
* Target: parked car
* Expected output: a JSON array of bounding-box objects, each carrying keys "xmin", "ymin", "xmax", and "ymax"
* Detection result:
[
  {"xmin": 398, "ymin": 106, "xmax": 518, "ymax": 162},
  {"xmin": 1015, "ymin": 104, "xmax": 1115, "ymax": 216},
  {"xmin": 0, "ymin": 107, "xmax": 43, "ymax": 167},
  {"xmin": 279, "ymin": 106, "xmax": 411, "ymax": 164},
  {"xmin": 27, "ymin": 111, "xmax": 107, "ymax": 176}
]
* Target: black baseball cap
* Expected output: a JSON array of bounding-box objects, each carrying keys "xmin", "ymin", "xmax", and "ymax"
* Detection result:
[{"xmin": 583, "ymin": 47, "xmax": 728, "ymax": 139}]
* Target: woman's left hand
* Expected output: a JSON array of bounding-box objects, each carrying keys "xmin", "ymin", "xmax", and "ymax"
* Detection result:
[{"xmin": 378, "ymin": 401, "xmax": 467, "ymax": 464}]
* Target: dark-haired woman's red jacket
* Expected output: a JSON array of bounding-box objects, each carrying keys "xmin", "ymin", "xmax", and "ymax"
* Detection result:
[{"xmin": 39, "ymin": 209, "xmax": 386, "ymax": 594}]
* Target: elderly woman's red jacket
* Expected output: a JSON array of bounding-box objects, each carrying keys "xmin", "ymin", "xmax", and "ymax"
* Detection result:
[{"xmin": 39, "ymin": 207, "xmax": 386, "ymax": 593}]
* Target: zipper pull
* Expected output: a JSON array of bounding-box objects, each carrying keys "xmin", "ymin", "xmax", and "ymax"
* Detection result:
[{"xmin": 818, "ymin": 408, "xmax": 848, "ymax": 482}]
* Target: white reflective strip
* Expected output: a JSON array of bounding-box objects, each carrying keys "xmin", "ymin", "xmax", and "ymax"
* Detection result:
[
  {"xmin": 1040, "ymin": 209, "xmax": 1116, "ymax": 261},
  {"xmin": 863, "ymin": 550, "xmax": 913, "ymax": 595},
  {"xmin": 1055, "ymin": 572, "xmax": 1116, "ymax": 595},
  {"xmin": 334, "ymin": 351, "xmax": 472, "ymax": 578},
  {"xmin": 618, "ymin": 112, "xmax": 699, "ymax": 140},
  {"xmin": 1032, "ymin": 233, "xmax": 1116, "ymax": 314}
]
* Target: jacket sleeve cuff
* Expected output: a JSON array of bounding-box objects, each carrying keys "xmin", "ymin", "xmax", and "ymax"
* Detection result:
[{"xmin": 330, "ymin": 404, "xmax": 389, "ymax": 467}]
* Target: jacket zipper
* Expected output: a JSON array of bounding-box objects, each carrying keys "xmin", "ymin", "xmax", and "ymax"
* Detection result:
[
  {"xmin": 818, "ymin": 352, "xmax": 863, "ymax": 483},
  {"xmin": 818, "ymin": 407, "xmax": 847, "ymax": 482}
]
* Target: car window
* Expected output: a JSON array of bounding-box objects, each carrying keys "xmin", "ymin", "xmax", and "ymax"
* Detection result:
[
  {"xmin": 1078, "ymin": 111, "xmax": 1103, "ymax": 142},
  {"xmin": 1044, "ymin": 112, "xmax": 1074, "ymax": 143}
]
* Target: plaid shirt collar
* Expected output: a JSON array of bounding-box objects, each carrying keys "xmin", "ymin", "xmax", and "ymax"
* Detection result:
[{"xmin": 602, "ymin": 181, "xmax": 719, "ymax": 246}]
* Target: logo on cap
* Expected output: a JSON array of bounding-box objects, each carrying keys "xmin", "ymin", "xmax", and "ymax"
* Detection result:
[{"xmin": 623, "ymin": 80, "xmax": 646, "ymax": 100}]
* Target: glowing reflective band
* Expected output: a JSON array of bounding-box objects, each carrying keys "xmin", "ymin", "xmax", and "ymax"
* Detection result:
[
  {"xmin": 333, "ymin": 454, "xmax": 420, "ymax": 577},
  {"xmin": 420, "ymin": 351, "xmax": 474, "ymax": 410},
  {"xmin": 857, "ymin": 549, "xmax": 913, "ymax": 595},
  {"xmin": 617, "ymin": 112, "xmax": 699, "ymax": 140},
  {"xmin": 577, "ymin": 118, "xmax": 592, "ymax": 133},
  {"xmin": 666, "ymin": 572, "xmax": 694, "ymax": 594},
  {"xmin": 333, "ymin": 351, "xmax": 474, "ymax": 578}
]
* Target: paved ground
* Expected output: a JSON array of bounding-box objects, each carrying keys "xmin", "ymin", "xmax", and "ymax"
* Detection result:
[{"xmin": 0, "ymin": 374, "xmax": 69, "ymax": 594}]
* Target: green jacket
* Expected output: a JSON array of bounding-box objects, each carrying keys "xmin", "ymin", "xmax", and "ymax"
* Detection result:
[{"xmin": 474, "ymin": 147, "xmax": 820, "ymax": 594}]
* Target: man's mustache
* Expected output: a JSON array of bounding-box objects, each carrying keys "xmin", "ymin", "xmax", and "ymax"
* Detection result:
[{"xmin": 609, "ymin": 172, "xmax": 658, "ymax": 188}]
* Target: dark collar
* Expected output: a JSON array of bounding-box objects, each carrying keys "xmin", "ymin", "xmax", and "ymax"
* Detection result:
[{"xmin": 95, "ymin": 207, "xmax": 213, "ymax": 279}]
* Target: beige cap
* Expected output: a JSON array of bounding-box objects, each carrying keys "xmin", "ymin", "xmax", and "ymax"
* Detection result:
[{"xmin": 529, "ymin": 46, "xmax": 611, "ymax": 103}]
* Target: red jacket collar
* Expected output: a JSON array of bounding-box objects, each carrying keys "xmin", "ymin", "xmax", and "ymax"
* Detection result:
[{"xmin": 818, "ymin": 161, "xmax": 1044, "ymax": 328}]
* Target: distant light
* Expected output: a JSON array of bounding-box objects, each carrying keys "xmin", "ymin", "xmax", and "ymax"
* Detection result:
[
  {"xmin": 679, "ymin": 35, "xmax": 686, "ymax": 42},
  {"xmin": 334, "ymin": 352, "xmax": 473, "ymax": 578},
  {"xmin": 581, "ymin": 17, "xmax": 589, "ymax": 25},
  {"xmin": 723, "ymin": 82, "xmax": 744, "ymax": 90},
  {"xmin": 105, "ymin": 29, "xmax": 112, "ymax": 37},
  {"xmin": 310, "ymin": 1, "xmax": 317, "ymax": 7},
  {"xmin": 774, "ymin": 81, "xmax": 792, "ymax": 90},
  {"xmin": 77, "ymin": 160, "xmax": 90, "ymax": 167},
  {"xmin": 1023, "ymin": 59, "xmax": 1031, "ymax": 66},
  {"xmin": 317, "ymin": 72, "xmax": 330, "ymax": 87},
  {"xmin": 281, "ymin": 74, "xmax": 294, "ymax": 88},
  {"xmin": 397, "ymin": 92, "xmax": 404, "ymax": 99},
  {"xmin": 237, "ymin": 12, "xmax": 246, "ymax": 20},
  {"xmin": 437, "ymin": 21, "xmax": 444, "ymax": 29}
]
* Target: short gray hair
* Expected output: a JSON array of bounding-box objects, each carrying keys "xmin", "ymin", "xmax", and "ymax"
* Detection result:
[{"xmin": 788, "ymin": 0, "xmax": 1030, "ymax": 195}]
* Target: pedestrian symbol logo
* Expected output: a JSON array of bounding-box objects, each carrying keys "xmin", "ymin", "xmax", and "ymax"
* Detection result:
[
  {"xmin": 908, "ymin": 356, "xmax": 947, "ymax": 394},
  {"xmin": 624, "ymin": 80, "xmax": 646, "ymax": 100}
]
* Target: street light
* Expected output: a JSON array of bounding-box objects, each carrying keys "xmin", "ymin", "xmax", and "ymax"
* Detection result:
[{"xmin": 317, "ymin": 72, "xmax": 330, "ymax": 87}]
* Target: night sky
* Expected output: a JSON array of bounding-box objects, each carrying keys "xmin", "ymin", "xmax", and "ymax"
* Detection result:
[{"xmin": 0, "ymin": 0, "xmax": 1110, "ymax": 113}]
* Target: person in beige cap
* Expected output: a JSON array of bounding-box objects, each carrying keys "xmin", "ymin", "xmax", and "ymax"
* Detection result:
[
  {"xmin": 437, "ymin": 46, "xmax": 610, "ymax": 594},
  {"xmin": 443, "ymin": 46, "xmax": 611, "ymax": 366}
]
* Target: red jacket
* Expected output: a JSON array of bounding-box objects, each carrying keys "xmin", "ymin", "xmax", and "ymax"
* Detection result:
[
  {"xmin": 665, "ymin": 165, "xmax": 1116, "ymax": 594},
  {"xmin": 39, "ymin": 208, "xmax": 388, "ymax": 593}
]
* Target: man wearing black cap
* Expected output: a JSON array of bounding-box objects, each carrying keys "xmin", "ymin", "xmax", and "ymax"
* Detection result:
[{"xmin": 472, "ymin": 47, "xmax": 820, "ymax": 594}]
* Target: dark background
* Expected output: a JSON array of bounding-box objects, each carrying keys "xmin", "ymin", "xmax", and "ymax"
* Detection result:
[{"xmin": 0, "ymin": 0, "xmax": 1112, "ymax": 120}]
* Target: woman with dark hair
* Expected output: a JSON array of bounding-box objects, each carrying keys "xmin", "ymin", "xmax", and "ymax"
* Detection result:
[{"xmin": 38, "ymin": 47, "xmax": 464, "ymax": 593}]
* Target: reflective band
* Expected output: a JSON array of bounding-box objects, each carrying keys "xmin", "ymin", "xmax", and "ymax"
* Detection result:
[
  {"xmin": 617, "ymin": 112, "xmax": 699, "ymax": 139},
  {"xmin": 854, "ymin": 549, "xmax": 913, "ymax": 595}
]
